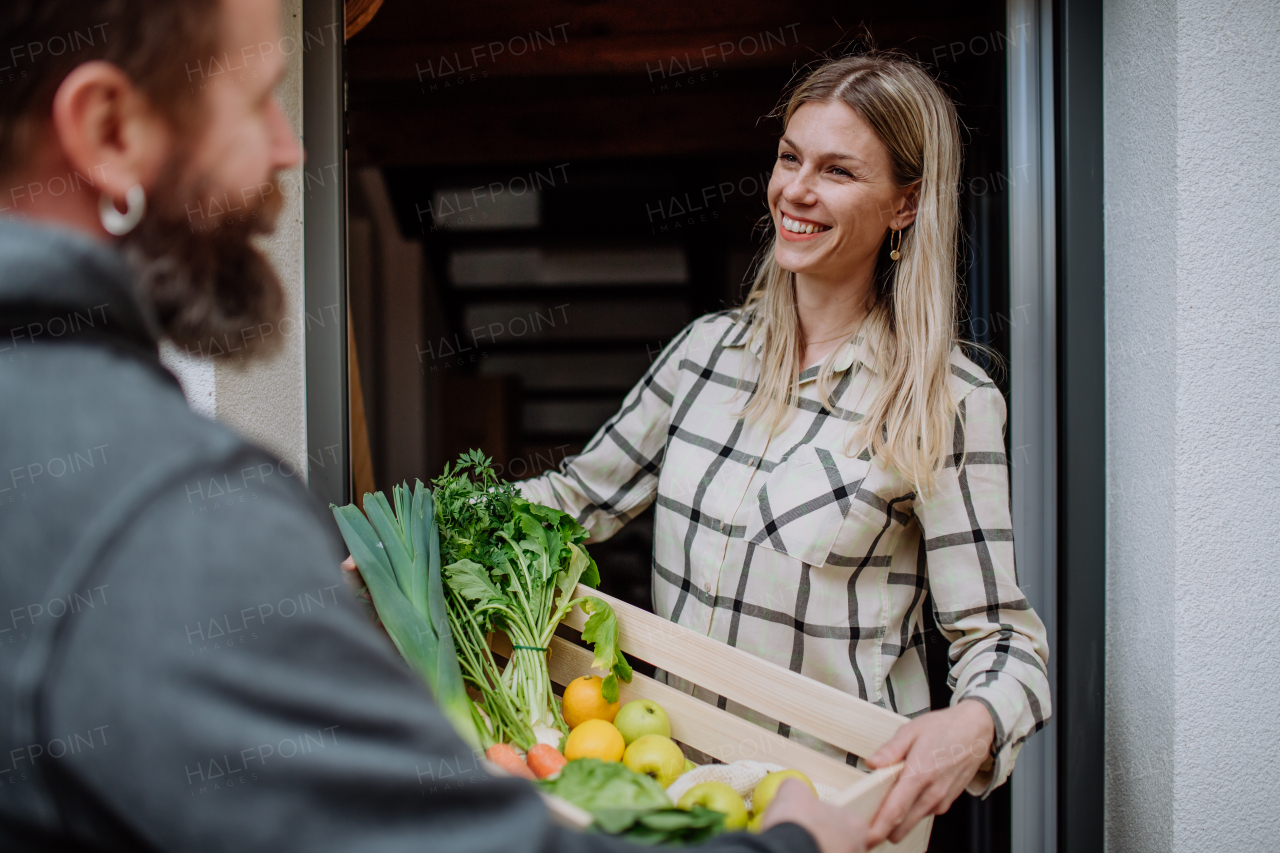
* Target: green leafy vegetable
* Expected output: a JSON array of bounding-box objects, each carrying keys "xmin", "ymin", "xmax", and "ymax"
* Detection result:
[
  {"xmin": 433, "ymin": 451, "xmax": 632, "ymax": 740},
  {"xmin": 334, "ymin": 451, "xmax": 632, "ymax": 752},
  {"xmin": 540, "ymin": 760, "xmax": 724, "ymax": 845},
  {"xmin": 331, "ymin": 483, "xmax": 481, "ymax": 750},
  {"xmin": 596, "ymin": 807, "xmax": 726, "ymax": 846},
  {"xmin": 537, "ymin": 758, "xmax": 672, "ymax": 813},
  {"xmin": 580, "ymin": 598, "xmax": 634, "ymax": 703}
]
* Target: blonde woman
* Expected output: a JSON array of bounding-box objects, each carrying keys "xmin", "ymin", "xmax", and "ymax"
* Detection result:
[{"xmin": 520, "ymin": 53, "xmax": 1051, "ymax": 847}]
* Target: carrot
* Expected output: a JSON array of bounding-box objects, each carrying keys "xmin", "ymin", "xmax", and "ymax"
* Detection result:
[
  {"xmin": 526, "ymin": 744, "xmax": 568, "ymax": 780},
  {"xmin": 486, "ymin": 743, "xmax": 535, "ymax": 780}
]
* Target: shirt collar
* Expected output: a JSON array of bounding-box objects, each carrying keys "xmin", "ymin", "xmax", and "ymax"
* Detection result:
[{"xmin": 724, "ymin": 309, "xmax": 880, "ymax": 383}]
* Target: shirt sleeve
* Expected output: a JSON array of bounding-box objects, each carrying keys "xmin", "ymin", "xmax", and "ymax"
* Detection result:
[
  {"xmin": 41, "ymin": 458, "xmax": 817, "ymax": 853},
  {"xmin": 913, "ymin": 382, "xmax": 1052, "ymax": 797},
  {"xmin": 517, "ymin": 322, "xmax": 693, "ymax": 542}
]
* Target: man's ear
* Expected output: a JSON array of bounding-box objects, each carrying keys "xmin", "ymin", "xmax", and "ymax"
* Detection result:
[
  {"xmin": 50, "ymin": 61, "xmax": 171, "ymax": 208},
  {"xmin": 889, "ymin": 181, "xmax": 921, "ymax": 231}
]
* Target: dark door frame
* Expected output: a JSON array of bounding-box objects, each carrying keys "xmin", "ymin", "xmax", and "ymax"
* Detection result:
[
  {"xmin": 1054, "ymin": 0, "xmax": 1105, "ymax": 851},
  {"xmin": 302, "ymin": 0, "xmax": 349, "ymax": 508},
  {"xmin": 1006, "ymin": 0, "xmax": 1106, "ymax": 848}
]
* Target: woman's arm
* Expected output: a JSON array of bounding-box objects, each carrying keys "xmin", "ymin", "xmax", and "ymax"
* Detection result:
[
  {"xmin": 516, "ymin": 322, "xmax": 694, "ymax": 542},
  {"xmin": 865, "ymin": 381, "xmax": 1051, "ymax": 846}
]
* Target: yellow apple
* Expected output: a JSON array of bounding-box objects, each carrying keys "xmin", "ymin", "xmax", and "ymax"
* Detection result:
[
  {"xmin": 683, "ymin": 758, "xmax": 697, "ymax": 773},
  {"xmin": 622, "ymin": 734, "xmax": 686, "ymax": 788},
  {"xmin": 678, "ymin": 781, "xmax": 749, "ymax": 831},
  {"xmin": 750, "ymin": 770, "xmax": 816, "ymax": 817},
  {"xmin": 613, "ymin": 699, "xmax": 671, "ymax": 745}
]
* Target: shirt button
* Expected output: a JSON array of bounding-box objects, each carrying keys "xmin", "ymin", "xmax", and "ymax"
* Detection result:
[
  {"xmin": 703, "ymin": 581, "xmax": 711, "ymax": 592},
  {"xmin": 719, "ymin": 522, "xmax": 726, "ymax": 532}
]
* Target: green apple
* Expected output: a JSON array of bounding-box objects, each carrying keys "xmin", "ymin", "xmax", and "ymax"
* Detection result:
[
  {"xmin": 622, "ymin": 734, "xmax": 686, "ymax": 788},
  {"xmin": 683, "ymin": 758, "xmax": 696, "ymax": 773},
  {"xmin": 678, "ymin": 781, "xmax": 749, "ymax": 831},
  {"xmin": 750, "ymin": 770, "xmax": 816, "ymax": 817},
  {"xmin": 613, "ymin": 699, "xmax": 671, "ymax": 745}
]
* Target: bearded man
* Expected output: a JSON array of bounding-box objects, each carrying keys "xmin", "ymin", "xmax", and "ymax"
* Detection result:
[{"xmin": 0, "ymin": 2, "xmax": 866, "ymax": 852}]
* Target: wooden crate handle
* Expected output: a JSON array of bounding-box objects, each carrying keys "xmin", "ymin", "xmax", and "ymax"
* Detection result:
[
  {"xmin": 565, "ymin": 586, "xmax": 907, "ymax": 760},
  {"xmin": 830, "ymin": 763, "xmax": 904, "ymax": 817}
]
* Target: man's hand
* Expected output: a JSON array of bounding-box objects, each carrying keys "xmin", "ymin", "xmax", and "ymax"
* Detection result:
[
  {"xmin": 340, "ymin": 555, "xmax": 388, "ymax": 633},
  {"xmin": 340, "ymin": 555, "xmax": 366, "ymax": 596},
  {"xmin": 760, "ymin": 779, "xmax": 868, "ymax": 853},
  {"xmin": 864, "ymin": 699, "xmax": 995, "ymax": 847}
]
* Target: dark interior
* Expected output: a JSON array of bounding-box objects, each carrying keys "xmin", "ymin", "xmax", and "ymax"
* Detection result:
[{"xmin": 346, "ymin": 4, "xmax": 1012, "ymax": 849}]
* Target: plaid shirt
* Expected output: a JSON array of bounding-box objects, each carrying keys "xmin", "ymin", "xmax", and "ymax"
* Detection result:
[{"xmin": 520, "ymin": 311, "xmax": 1050, "ymax": 795}]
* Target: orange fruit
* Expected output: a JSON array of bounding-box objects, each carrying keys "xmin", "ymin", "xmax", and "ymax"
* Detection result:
[
  {"xmin": 561, "ymin": 675, "xmax": 620, "ymax": 728},
  {"xmin": 563, "ymin": 719, "xmax": 626, "ymax": 763}
]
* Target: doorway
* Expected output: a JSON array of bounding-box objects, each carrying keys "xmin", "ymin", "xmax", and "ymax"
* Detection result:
[{"xmin": 343, "ymin": 3, "xmax": 1016, "ymax": 849}]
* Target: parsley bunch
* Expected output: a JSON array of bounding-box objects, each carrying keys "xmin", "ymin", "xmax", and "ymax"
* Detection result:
[{"xmin": 433, "ymin": 451, "xmax": 633, "ymax": 748}]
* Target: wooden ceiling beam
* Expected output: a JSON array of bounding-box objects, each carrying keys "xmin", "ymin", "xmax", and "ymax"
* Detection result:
[
  {"xmin": 353, "ymin": 0, "xmax": 897, "ymax": 44},
  {"xmin": 348, "ymin": 21, "xmax": 976, "ymax": 81},
  {"xmin": 350, "ymin": 27, "xmax": 838, "ymax": 82},
  {"xmin": 349, "ymin": 87, "xmax": 783, "ymax": 166}
]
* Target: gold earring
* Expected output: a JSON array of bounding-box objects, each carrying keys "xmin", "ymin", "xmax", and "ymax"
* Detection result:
[{"xmin": 889, "ymin": 229, "xmax": 902, "ymax": 261}]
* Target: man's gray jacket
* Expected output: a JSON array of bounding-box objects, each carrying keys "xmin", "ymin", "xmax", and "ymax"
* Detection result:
[{"xmin": 0, "ymin": 222, "xmax": 819, "ymax": 853}]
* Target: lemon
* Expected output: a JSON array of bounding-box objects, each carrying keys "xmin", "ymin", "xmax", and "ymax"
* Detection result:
[
  {"xmin": 561, "ymin": 675, "xmax": 620, "ymax": 729},
  {"xmin": 563, "ymin": 719, "xmax": 626, "ymax": 762}
]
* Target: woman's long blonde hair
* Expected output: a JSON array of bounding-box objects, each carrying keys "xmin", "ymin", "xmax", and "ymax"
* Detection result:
[{"xmin": 740, "ymin": 52, "xmax": 964, "ymax": 494}]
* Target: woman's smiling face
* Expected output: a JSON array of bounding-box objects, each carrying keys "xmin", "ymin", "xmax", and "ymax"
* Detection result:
[{"xmin": 767, "ymin": 99, "xmax": 917, "ymax": 284}]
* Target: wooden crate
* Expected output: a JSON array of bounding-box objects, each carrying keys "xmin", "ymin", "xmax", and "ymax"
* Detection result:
[{"xmin": 538, "ymin": 585, "xmax": 933, "ymax": 852}]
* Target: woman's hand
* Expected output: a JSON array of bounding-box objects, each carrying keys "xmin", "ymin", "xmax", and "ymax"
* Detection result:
[{"xmin": 864, "ymin": 699, "xmax": 995, "ymax": 847}]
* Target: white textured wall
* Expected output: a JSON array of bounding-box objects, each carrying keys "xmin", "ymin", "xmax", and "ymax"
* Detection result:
[
  {"xmin": 1103, "ymin": 0, "xmax": 1177, "ymax": 847},
  {"xmin": 159, "ymin": 342, "xmax": 217, "ymax": 419},
  {"xmin": 163, "ymin": 0, "xmax": 308, "ymax": 471},
  {"xmin": 214, "ymin": 0, "xmax": 307, "ymax": 469},
  {"xmin": 1105, "ymin": 1, "xmax": 1280, "ymax": 850}
]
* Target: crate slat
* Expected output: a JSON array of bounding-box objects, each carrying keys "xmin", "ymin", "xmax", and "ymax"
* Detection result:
[
  {"xmin": 545, "ymin": 635, "xmax": 867, "ymax": 792},
  {"xmin": 564, "ymin": 586, "xmax": 906, "ymax": 759}
]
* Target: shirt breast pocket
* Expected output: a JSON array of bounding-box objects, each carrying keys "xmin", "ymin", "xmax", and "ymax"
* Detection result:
[{"xmin": 743, "ymin": 445, "xmax": 876, "ymax": 567}]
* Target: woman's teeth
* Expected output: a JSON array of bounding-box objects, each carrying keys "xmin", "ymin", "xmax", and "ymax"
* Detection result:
[{"xmin": 782, "ymin": 214, "xmax": 830, "ymax": 234}]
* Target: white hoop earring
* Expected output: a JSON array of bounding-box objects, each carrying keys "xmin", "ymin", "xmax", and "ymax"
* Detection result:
[{"xmin": 99, "ymin": 184, "xmax": 146, "ymax": 236}]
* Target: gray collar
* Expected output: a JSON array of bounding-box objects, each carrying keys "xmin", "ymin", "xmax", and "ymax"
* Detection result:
[{"xmin": 0, "ymin": 221, "xmax": 168, "ymax": 377}]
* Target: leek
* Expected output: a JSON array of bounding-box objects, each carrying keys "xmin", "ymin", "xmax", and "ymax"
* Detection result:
[{"xmin": 332, "ymin": 481, "xmax": 482, "ymax": 750}]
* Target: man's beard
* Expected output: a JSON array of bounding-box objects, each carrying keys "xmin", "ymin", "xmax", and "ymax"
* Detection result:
[{"xmin": 121, "ymin": 157, "xmax": 287, "ymax": 359}]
